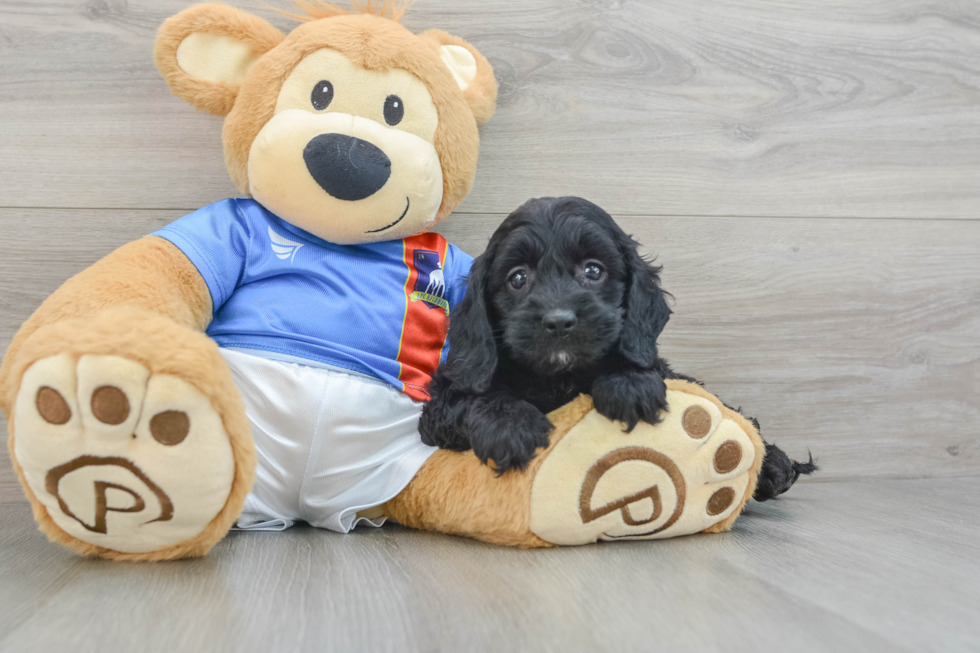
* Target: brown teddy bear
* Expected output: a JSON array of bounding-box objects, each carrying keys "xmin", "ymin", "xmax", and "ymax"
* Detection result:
[{"xmin": 1, "ymin": 1, "xmax": 763, "ymax": 560}]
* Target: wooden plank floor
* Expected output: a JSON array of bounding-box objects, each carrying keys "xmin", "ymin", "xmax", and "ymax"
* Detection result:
[
  {"xmin": 1, "ymin": 0, "xmax": 979, "ymax": 650},
  {"xmin": 1, "ymin": 478, "xmax": 978, "ymax": 652}
]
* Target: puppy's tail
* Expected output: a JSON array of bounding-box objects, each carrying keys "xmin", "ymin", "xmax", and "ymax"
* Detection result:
[
  {"xmin": 753, "ymin": 441, "xmax": 818, "ymax": 502},
  {"xmin": 791, "ymin": 453, "xmax": 818, "ymax": 478},
  {"xmin": 709, "ymin": 399, "xmax": 817, "ymax": 501}
]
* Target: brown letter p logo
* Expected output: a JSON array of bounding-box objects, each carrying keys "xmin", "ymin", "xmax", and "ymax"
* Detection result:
[{"xmin": 45, "ymin": 456, "xmax": 173, "ymax": 535}]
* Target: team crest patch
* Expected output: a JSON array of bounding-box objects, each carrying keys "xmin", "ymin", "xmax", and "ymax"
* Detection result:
[{"xmin": 410, "ymin": 249, "xmax": 450, "ymax": 314}]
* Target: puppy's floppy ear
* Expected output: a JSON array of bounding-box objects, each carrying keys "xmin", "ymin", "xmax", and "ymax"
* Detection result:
[
  {"xmin": 419, "ymin": 30, "xmax": 498, "ymax": 125},
  {"xmin": 154, "ymin": 3, "xmax": 285, "ymax": 116},
  {"xmin": 619, "ymin": 240, "xmax": 672, "ymax": 368},
  {"xmin": 444, "ymin": 251, "xmax": 498, "ymax": 393}
]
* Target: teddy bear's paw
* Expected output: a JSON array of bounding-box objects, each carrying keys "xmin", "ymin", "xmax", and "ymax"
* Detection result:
[
  {"xmin": 528, "ymin": 387, "xmax": 761, "ymax": 545},
  {"xmin": 12, "ymin": 353, "xmax": 235, "ymax": 554}
]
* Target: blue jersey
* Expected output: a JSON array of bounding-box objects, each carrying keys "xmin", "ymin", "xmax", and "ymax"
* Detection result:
[{"xmin": 153, "ymin": 199, "xmax": 472, "ymax": 401}]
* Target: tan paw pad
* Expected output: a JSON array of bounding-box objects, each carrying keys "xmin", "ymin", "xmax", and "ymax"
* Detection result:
[
  {"xmin": 529, "ymin": 388, "xmax": 760, "ymax": 545},
  {"xmin": 36, "ymin": 386, "xmax": 72, "ymax": 425},
  {"xmin": 13, "ymin": 354, "xmax": 235, "ymax": 553}
]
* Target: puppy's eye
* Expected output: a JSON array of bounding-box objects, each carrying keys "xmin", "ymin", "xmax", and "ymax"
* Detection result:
[
  {"xmin": 312, "ymin": 80, "xmax": 334, "ymax": 111},
  {"xmin": 584, "ymin": 262, "xmax": 605, "ymax": 281},
  {"xmin": 384, "ymin": 95, "xmax": 405, "ymax": 125},
  {"xmin": 508, "ymin": 269, "xmax": 528, "ymax": 290}
]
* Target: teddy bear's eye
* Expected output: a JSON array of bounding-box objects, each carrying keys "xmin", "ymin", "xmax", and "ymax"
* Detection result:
[
  {"xmin": 311, "ymin": 80, "xmax": 334, "ymax": 111},
  {"xmin": 384, "ymin": 95, "xmax": 404, "ymax": 126}
]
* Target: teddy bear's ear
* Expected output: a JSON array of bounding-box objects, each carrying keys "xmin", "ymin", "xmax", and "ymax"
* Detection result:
[
  {"xmin": 420, "ymin": 30, "xmax": 498, "ymax": 125},
  {"xmin": 154, "ymin": 3, "xmax": 285, "ymax": 116}
]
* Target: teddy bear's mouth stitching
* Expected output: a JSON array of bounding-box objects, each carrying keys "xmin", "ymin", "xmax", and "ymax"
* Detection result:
[{"xmin": 365, "ymin": 197, "xmax": 411, "ymax": 234}]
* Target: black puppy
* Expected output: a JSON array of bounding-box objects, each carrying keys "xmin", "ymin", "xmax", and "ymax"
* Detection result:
[{"xmin": 420, "ymin": 197, "xmax": 814, "ymax": 497}]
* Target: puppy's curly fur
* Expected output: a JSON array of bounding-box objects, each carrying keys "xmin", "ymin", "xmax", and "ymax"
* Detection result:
[{"xmin": 420, "ymin": 197, "xmax": 814, "ymax": 498}]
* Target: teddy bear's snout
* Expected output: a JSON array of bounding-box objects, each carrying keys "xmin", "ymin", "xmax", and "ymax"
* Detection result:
[{"xmin": 303, "ymin": 133, "xmax": 392, "ymax": 202}]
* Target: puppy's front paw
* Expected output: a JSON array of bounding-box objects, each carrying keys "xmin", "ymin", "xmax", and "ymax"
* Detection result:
[
  {"xmin": 468, "ymin": 401, "xmax": 552, "ymax": 475},
  {"xmin": 419, "ymin": 403, "xmax": 470, "ymax": 451},
  {"xmin": 592, "ymin": 370, "xmax": 668, "ymax": 432}
]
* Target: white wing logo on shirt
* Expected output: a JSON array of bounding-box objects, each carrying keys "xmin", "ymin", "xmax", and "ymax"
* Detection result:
[{"xmin": 268, "ymin": 227, "xmax": 304, "ymax": 262}]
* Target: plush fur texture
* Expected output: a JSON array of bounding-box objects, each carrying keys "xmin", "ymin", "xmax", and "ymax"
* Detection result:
[
  {"xmin": 419, "ymin": 29, "xmax": 497, "ymax": 126},
  {"xmin": 155, "ymin": 4, "xmax": 496, "ymax": 226},
  {"xmin": 280, "ymin": 0, "xmax": 411, "ymax": 24},
  {"xmin": 155, "ymin": 3, "xmax": 286, "ymax": 116},
  {"xmin": 278, "ymin": 1, "xmax": 497, "ymax": 124},
  {"xmin": 5, "ymin": 304, "xmax": 254, "ymax": 561},
  {"xmin": 0, "ymin": 238, "xmax": 255, "ymax": 560},
  {"xmin": 226, "ymin": 14, "xmax": 489, "ymax": 222},
  {"xmin": 388, "ymin": 379, "xmax": 764, "ymax": 546},
  {"xmin": 385, "ymin": 394, "xmax": 594, "ymax": 547},
  {"xmin": 3, "ymin": 3, "xmax": 794, "ymax": 559},
  {"xmin": 0, "ymin": 237, "xmax": 212, "ymax": 413},
  {"xmin": 3, "ymin": 3, "xmax": 501, "ymax": 559},
  {"xmin": 420, "ymin": 197, "xmax": 674, "ymax": 473},
  {"xmin": 672, "ymin": 381, "xmax": 765, "ymax": 534}
]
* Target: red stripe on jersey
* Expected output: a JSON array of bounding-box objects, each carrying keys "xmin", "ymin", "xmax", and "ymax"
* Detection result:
[{"xmin": 396, "ymin": 233, "xmax": 451, "ymax": 402}]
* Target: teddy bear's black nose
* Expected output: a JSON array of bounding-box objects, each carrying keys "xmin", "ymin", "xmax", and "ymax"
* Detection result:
[{"xmin": 303, "ymin": 133, "xmax": 391, "ymax": 201}]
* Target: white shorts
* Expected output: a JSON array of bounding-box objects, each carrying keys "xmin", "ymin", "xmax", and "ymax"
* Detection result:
[{"xmin": 219, "ymin": 348, "xmax": 437, "ymax": 533}]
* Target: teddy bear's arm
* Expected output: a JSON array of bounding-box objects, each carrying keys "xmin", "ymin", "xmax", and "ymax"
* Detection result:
[{"xmin": 0, "ymin": 236, "xmax": 210, "ymax": 413}]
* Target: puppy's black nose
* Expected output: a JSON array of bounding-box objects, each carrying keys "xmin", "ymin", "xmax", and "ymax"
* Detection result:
[
  {"xmin": 543, "ymin": 309, "xmax": 578, "ymax": 337},
  {"xmin": 303, "ymin": 133, "xmax": 391, "ymax": 201}
]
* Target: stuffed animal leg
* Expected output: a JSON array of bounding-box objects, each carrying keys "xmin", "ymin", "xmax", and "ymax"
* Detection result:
[
  {"xmin": 1, "ymin": 238, "xmax": 255, "ymax": 561},
  {"xmin": 384, "ymin": 380, "xmax": 764, "ymax": 547}
]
